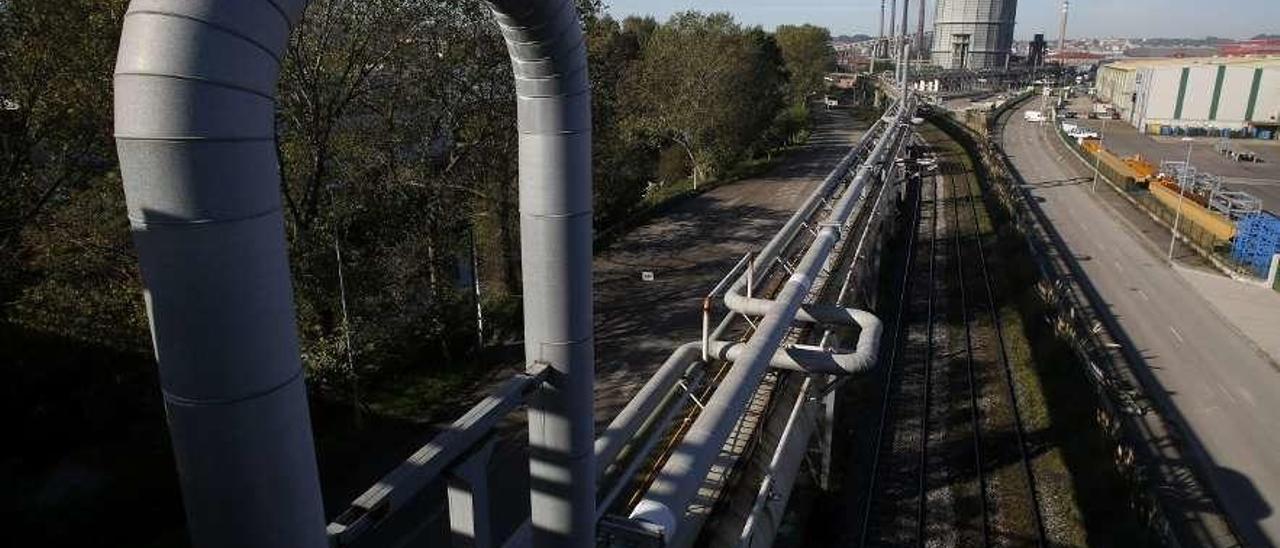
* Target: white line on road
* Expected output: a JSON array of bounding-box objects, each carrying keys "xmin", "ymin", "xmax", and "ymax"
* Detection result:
[
  {"xmin": 1218, "ymin": 383, "xmax": 1239, "ymax": 404},
  {"xmin": 1169, "ymin": 325, "xmax": 1185, "ymax": 344},
  {"xmin": 1237, "ymin": 387, "xmax": 1258, "ymax": 408},
  {"xmin": 1136, "ymin": 289, "xmax": 1150, "ymax": 301},
  {"xmin": 1114, "ymin": 260, "xmax": 1125, "ymax": 273}
]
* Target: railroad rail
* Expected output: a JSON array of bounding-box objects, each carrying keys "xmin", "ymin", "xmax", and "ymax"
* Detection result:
[{"xmin": 858, "ymin": 124, "xmax": 1046, "ymax": 547}]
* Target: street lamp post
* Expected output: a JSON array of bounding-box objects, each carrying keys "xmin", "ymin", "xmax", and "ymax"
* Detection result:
[
  {"xmin": 1167, "ymin": 137, "xmax": 1194, "ymax": 263},
  {"xmin": 1091, "ymin": 117, "xmax": 1109, "ymax": 192}
]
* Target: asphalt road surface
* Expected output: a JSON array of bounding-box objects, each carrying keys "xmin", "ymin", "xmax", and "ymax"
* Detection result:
[{"xmin": 1000, "ymin": 110, "xmax": 1280, "ymax": 546}]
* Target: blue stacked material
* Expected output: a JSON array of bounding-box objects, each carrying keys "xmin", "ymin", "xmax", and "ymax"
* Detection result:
[{"xmin": 1232, "ymin": 213, "xmax": 1280, "ymax": 277}]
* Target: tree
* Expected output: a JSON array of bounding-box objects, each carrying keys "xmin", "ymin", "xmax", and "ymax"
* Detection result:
[
  {"xmin": 775, "ymin": 24, "xmax": 836, "ymax": 106},
  {"xmin": 620, "ymin": 12, "xmax": 786, "ymax": 186},
  {"xmin": 0, "ymin": 0, "xmax": 128, "ymax": 314}
]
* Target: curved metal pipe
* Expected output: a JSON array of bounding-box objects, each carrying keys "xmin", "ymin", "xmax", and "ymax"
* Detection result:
[
  {"xmin": 114, "ymin": 2, "xmax": 323, "ymax": 546},
  {"xmin": 116, "ymin": 0, "xmax": 594, "ymax": 546},
  {"xmin": 487, "ymin": 1, "xmax": 596, "ymax": 545},
  {"xmin": 707, "ymin": 306, "xmax": 881, "ymax": 376}
]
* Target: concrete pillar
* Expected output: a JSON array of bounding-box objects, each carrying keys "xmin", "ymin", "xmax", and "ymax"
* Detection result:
[{"xmin": 448, "ymin": 438, "xmax": 498, "ymax": 548}]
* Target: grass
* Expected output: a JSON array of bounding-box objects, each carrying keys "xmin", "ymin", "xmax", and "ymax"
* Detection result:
[{"xmin": 933, "ymin": 117, "xmax": 1153, "ymax": 545}]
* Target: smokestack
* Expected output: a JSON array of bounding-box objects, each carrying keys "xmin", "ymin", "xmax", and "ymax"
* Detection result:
[
  {"xmin": 1058, "ymin": 0, "xmax": 1069, "ymax": 55},
  {"xmin": 879, "ymin": 0, "xmax": 886, "ymax": 40},
  {"xmin": 879, "ymin": 0, "xmax": 886, "ymax": 58},
  {"xmin": 901, "ymin": 0, "xmax": 910, "ymax": 43},
  {"xmin": 917, "ymin": 0, "xmax": 926, "ymax": 59},
  {"xmin": 888, "ymin": 0, "xmax": 897, "ymax": 40}
]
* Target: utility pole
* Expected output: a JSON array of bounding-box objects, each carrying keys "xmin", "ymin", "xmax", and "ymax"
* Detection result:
[{"xmin": 1058, "ymin": 0, "xmax": 1070, "ymax": 55}]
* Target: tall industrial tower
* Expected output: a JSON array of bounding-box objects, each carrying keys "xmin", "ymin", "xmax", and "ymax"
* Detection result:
[
  {"xmin": 1057, "ymin": 0, "xmax": 1069, "ymax": 54},
  {"xmin": 888, "ymin": 0, "xmax": 897, "ymax": 40},
  {"xmin": 879, "ymin": 0, "xmax": 887, "ymax": 57},
  {"xmin": 931, "ymin": 0, "xmax": 1019, "ymax": 70},
  {"xmin": 916, "ymin": 0, "xmax": 926, "ymax": 58}
]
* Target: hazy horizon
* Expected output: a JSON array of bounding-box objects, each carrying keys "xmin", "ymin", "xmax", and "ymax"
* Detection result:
[{"xmin": 601, "ymin": 1, "xmax": 1279, "ymax": 41}]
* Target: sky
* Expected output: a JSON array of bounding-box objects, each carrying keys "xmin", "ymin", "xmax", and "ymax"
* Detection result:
[{"xmin": 599, "ymin": 1, "xmax": 1280, "ymax": 40}]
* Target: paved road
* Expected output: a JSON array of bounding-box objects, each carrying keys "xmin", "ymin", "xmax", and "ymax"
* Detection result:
[{"xmin": 1000, "ymin": 111, "xmax": 1280, "ymax": 546}]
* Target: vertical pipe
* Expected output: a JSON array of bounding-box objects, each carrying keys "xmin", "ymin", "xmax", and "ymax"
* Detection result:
[
  {"xmin": 113, "ymin": 1, "xmax": 325, "ymax": 546},
  {"xmin": 485, "ymin": 1, "xmax": 596, "ymax": 546},
  {"xmin": 116, "ymin": 1, "xmax": 594, "ymax": 546}
]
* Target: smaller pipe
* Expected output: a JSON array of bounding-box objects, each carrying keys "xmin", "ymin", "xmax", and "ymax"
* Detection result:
[
  {"xmin": 596, "ymin": 366, "xmax": 706, "ymax": 519},
  {"xmin": 594, "ymin": 342, "xmax": 701, "ymax": 472},
  {"xmin": 737, "ymin": 377, "xmax": 814, "ymax": 547},
  {"xmin": 706, "ymin": 307, "xmax": 880, "ymax": 376}
]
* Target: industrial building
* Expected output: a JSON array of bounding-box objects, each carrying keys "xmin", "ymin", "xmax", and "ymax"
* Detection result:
[
  {"xmin": 1096, "ymin": 56, "xmax": 1280, "ymax": 139},
  {"xmin": 930, "ymin": 0, "xmax": 1018, "ymax": 69}
]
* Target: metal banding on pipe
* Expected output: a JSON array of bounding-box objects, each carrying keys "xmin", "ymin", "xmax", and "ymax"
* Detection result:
[
  {"xmin": 116, "ymin": 0, "xmax": 596, "ymax": 546},
  {"xmin": 114, "ymin": 1, "xmax": 323, "ymax": 546},
  {"xmin": 487, "ymin": 1, "xmax": 597, "ymax": 546}
]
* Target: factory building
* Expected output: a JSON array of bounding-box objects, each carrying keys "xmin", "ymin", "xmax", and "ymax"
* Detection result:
[
  {"xmin": 1096, "ymin": 56, "xmax": 1280, "ymax": 139},
  {"xmin": 930, "ymin": 0, "xmax": 1018, "ymax": 70}
]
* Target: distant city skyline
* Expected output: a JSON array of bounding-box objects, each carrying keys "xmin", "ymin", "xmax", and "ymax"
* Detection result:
[{"xmin": 600, "ymin": 1, "xmax": 1280, "ymax": 41}]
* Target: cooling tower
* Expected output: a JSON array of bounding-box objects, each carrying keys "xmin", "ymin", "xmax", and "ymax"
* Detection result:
[{"xmin": 931, "ymin": 0, "xmax": 1018, "ymax": 69}]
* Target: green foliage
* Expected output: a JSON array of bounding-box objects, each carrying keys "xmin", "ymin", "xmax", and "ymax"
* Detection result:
[
  {"xmin": 620, "ymin": 12, "xmax": 786, "ymax": 185},
  {"xmin": 775, "ymin": 24, "xmax": 836, "ymax": 105}
]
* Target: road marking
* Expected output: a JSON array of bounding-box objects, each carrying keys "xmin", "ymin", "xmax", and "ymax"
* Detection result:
[
  {"xmin": 1136, "ymin": 289, "xmax": 1150, "ymax": 301},
  {"xmin": 1237, "ymin": 387, "xmax": 1257, "ymax": 408},
  {"xmin": 1168, "ymin": 326, "xmax": 1185, "ymax": 344},
  {"xmin": 1113, "ymin": 260, "xmax": 1125, "ymax": 273},
  {"xmin": 1217, "ymin": 383, "xmax": 1239, "ymax": 404}
]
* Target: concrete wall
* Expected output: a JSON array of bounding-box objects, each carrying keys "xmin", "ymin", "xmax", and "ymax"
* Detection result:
[
  {"xmin": 1255, "ymin": 68, "xmax": 1280, "ymax": 124},
  {"xmin": 1216, "ymin": 66, "xmax": 1257, "ymax": 122},
  {"xmin": 1144, "ymin": 67, "xmax": 1182, "ymax": 122},
  {"xmin": 1179, "ymin": 66, "xmax": 1216, "ymax": 122}
]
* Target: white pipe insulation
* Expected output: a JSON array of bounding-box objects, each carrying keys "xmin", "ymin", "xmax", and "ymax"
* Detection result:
[{"xmin": 114, "ymin": 0, "xmax": 596, "ymax": 546}]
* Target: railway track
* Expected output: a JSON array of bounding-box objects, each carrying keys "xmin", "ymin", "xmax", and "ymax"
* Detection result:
[{"xmin": 858, "ymin": 125, "xmax": 1046, "ymax": 547}]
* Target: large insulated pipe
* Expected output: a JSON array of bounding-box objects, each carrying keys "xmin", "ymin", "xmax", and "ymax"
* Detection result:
[
  {"xmin": 115, "ymin": 0, "xmax": 595, "ymax": 546},
  {"xmin": 630, "ymin": 106, "xmax": 910, "ymax": 536},
  {"xmin": 113, "ymin": 1, "xmax": 324, "ymax": 546},
  {"xmin": 487, "ymin": 1, "xmax": 596, "ymax": 545}
]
